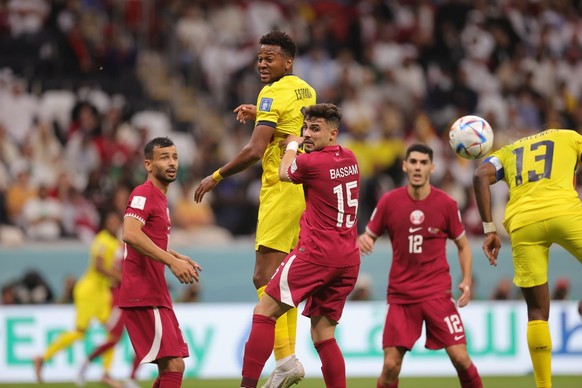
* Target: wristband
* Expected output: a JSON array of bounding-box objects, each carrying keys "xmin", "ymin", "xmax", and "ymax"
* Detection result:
[
  {"xmin": 286, "ymin": 141, "xmax": 299, "ymax": 153},
  {"xmin": 212, "ymin": 169, "xmax": 223, "ymax": 182},
  {"xmin": 483, "ymin": 222, "xmax": 496, "ymax": 234}
]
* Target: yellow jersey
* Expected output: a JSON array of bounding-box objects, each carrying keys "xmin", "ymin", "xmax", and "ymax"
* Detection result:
[
  {"xmin": 255, "ymin": 74, "xmax": 316, "ymax": 187},
  {"xmin": 76, "ymin": 229, "xmax": 120, "ymax": 293},
  {"xmin": 486, "ymin": 129, "xmax": 582, "ymax": 233}
]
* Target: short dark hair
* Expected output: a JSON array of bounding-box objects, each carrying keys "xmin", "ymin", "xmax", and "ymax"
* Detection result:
[
  {"xmin": 259, "ymin": 30, "xmax": 296, "ymax": 58},
  {"xmin": 406, "ymin": 143, "xmax": 433, "ymax": 161},
  {"xmin": 304, "ymin": 103, "xmax": 342, "ymax": 128},
  {"xmin": 144, "ymin": 137, "xmax": 175, "ymax": 159}
]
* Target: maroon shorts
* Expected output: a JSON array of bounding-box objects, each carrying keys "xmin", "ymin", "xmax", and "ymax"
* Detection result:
[
  {"xmin": 382, "ymin": 297, "xmax": 467, "ymax": 350},
  {"xmin": 122, "ymin": 306, "xmax": 189, "ymax": 363},
  {"xmin": 266, "ymin": 254, "xmax": 359, "ymax": 323}
]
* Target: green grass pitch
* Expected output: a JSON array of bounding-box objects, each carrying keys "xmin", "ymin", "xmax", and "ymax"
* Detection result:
[{"xmin": 1, "ymin": 375, "xmax": 580, "ymax": 387}]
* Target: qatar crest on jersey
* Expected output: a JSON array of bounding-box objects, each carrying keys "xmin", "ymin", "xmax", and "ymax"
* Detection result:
[{"xmin": 410, "ymin": 210, "xmax": 425, "ymax": 225}]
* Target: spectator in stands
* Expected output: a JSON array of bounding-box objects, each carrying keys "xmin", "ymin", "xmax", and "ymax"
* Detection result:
[
  {"xmin": 26, "ymin": 120, "xmax": 63, "ymax": 188},
  {"xmin": 13, "ymin": 270, "xmax": 54, "ymax": 304},
  {"xmin": 56, "ymin": 275, "xmax": 76, "ymax": 304},
  {"xmin": 0, "ymin": 122, "xmax": 22, "ymax": 183},
  {"xmin": 64, "ymin": 131, "xmax": 101, "ymax": 190},
  {"xmin": 1, "ymin": 281, "xmax": 18, "ymax": 304},
  {"xmin": 4, "ymin": 0, "xmax": 582, "ymax": 247},
  {"xmin": 178, "ymin": 282, "xmax": 201, "ymax": 303},
  {"xmin": 61, "ymin": 186, "xmax": 100, "ymax": 242},
  {"xmin": 349, "ymin": 273, "xmax": 373, "ymax": 302},
  {"xmin": 110, "ymin": 184, "xmax": 130, "ymax": 216},
  {"xmin": 21, "ymin": 184, "xmax": 63, "ymax": 241},
  {"xmin": 490, "ymin": 277, "xmax": 515, "ymax": 300},
  {"xmin": 5, "ymin": 164, "xmax": 36, "ymax": 226},
  {"xmin": 551, "ymin": 278, "xmax": 570, "ymax": 301},
  {"xmin": 172, "ymin": 179, "xmax": 216, "ymax": 230},
  {"xmin": 0, "ymin": 78, "xmax": 38, "ymax": 146},
  {"xmin": 171, "ymin": 176, "xmax": 232, "ymax": 245},
  {"xmin": 6, "ymin": 0, "xmax": 49, "ymax": 38},
  {"xmin": 83, "ymin": 169, "xmax": 115, "ymax": 218}
]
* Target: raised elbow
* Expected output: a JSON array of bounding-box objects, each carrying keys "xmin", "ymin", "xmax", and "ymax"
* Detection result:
[
  {"xmin": 278, "ymin": 169, "xmax": 288, "ymax": 181},
  {"xmin": 473, "ymin": 164, "xmax": 490, "ymax": 186}
]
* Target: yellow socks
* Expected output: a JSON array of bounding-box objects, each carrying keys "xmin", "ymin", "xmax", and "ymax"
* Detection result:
[
  {"xmin": 273, "ymin": 312, "xmax": 291, "ymax": 361},
  {"xmin": 43, "ymin": 330, "xmax": 84, "ymax": 360},
  {"xmin": 286, "ymin": 306, "xmax": 298, "ymax": 352},
  {"xmin": 257, "ymin": 286, "xmax": 297, "ymax": 361},
  {"xmin": 527, "ymin": 320, "xmax": 552, "ymax": 388}
]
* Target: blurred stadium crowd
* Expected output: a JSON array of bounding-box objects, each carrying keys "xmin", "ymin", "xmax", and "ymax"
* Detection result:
[{"xmin": 2, "ymin": 0, "xmax": 582, "ymax": 247}]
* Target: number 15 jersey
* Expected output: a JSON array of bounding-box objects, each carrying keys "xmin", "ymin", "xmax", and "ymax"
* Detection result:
[{"xmin": 485, "ymin": 129, "xmax": 582, "ymax": 234}]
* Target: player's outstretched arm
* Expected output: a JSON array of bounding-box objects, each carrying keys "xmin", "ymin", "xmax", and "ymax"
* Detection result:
[
  {"xmin": 473, "ymin": 161, "xmax": 501, "ymax": 265},
  {"xmin": 194, "ymin": 124, "xmax": 274, "ymax": 203},
  {"xmin": 193, "ymin": 175, "xmax": 219, "ymax": 203}
]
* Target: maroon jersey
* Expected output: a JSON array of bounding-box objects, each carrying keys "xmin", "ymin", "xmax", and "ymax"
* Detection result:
[
  {"xmin": 366, "ymin": 186, "xmax": 465, "ymax": 303},
  {"xmin": 118, "ymin": 180, "xmax": 173, "ymax": 308},
  {"xmin": 286, "ymin": 145, "xmax": 360, "ymax": 267}
]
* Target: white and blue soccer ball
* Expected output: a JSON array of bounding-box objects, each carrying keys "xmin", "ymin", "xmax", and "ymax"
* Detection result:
[{"xmin": 449, "ymin": 115, "xmax": 494, "ymax": 159}]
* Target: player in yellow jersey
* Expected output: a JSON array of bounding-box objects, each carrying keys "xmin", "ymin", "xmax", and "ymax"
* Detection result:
[
  {"xmin": 33, "ymin": 210, "xmax": 123, "ymax": 387},
  {"xmin": 473, "ymin": 129, "xmax": 582, "ymax": 388},
  {"xmin": 194, "ymin": 30, "xmax": 316, "ymax": 387}
]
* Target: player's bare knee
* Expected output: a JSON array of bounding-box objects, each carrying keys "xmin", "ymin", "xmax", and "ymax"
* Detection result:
[
  {"xmin": 252, "ymin": 273, "xmax": 269, "ymax": 289},
  {"xmin": 382, "ymin": 356, "xmax": 402, "ymax": 375},
  {"xmin": 450, "ymin": 352, "xmax": 472, "ymax": 371},
  {"xmin": 252, "ymin": 264, "xmax": 273, "ymax": 289},
  {"xmin": 160, "ymin": 357, "xmax": 185, "ymax": 373}
]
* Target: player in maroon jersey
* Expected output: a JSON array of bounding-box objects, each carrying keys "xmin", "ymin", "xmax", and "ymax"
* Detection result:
[
  {"xmin": 119, "ymin": 137, "xmax": 202, "ymax": 388},
  {"xmin": 241, "ymin": 103, "xmax": 360, "ymax": 388},
  {"xmin": 358, "ymin": 144, "xmax": 482, "ymax": 388}
]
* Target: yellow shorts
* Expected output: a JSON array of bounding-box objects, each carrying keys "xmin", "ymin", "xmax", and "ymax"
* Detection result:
[
  {"xmin": 73, "ymin": 281, "xmax": 112, "ymax": 330},
  {"xmin": 511, "ymin": 213, "xmax": 582, "ymax": 288},
  {"xmin": 255, "ymin": 181, "xmax": 304, "ymax": 253}
]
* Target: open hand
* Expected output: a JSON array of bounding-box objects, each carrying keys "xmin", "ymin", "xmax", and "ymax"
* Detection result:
[
  {"xmin": 194, "ymin": 175, "xmax": 218, "ymax": 203},
  {"xmin": 482, "ymin": 233, "xmax": 501, "ymax": 266}
]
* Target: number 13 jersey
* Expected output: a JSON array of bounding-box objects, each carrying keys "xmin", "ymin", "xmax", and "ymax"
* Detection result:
[{"xmin": 485, "ymin": 129, "xmax": 582, "ymax": 234}]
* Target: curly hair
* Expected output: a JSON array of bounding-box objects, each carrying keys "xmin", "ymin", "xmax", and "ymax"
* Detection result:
[{"xmin": 259, "ymin": 30, "xmax": 296, "ymax": 58}]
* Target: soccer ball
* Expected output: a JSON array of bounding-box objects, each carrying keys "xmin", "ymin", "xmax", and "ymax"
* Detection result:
[{"xmin": 449, "ymin": 115, "xmax": 494, "ymax": 159}]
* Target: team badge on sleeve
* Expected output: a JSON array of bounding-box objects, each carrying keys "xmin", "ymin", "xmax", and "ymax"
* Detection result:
[
  {"xmin": 259, "ymin": 97, "xmax": 273, "ymax": 112},
  {"xmin": 130, "ymin": 196, "xmax": 147, "ymax": 210}
]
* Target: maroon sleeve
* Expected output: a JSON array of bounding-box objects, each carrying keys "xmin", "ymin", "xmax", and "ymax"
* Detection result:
[
  {"xmin": 366, "ymin": 193, "xmax": 389, "ymax": 238},
  {"xmin": 124, "ymin": 185, "xmax": 152, "ymax": 224}
]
